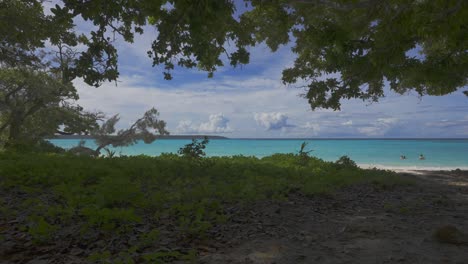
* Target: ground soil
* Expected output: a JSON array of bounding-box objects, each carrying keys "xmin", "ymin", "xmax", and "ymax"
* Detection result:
[
  {"xmin": 2, "ymin": 170, "xmax": 468, "ymax": 263},
  {"xmin": 198, "ymin": 170, "xmax": 468, "ymax": 264}
]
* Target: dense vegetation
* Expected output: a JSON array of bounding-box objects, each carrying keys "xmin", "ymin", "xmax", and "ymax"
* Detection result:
[
  {"xmin": 0, "ymin": 151, "xmax": 407, "ymax": 263},
  {"xmin": 2, "ymin": 1, "xmax": 467, "ymax": 111}
]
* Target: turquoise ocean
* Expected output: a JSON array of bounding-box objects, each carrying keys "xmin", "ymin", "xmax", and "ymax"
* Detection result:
[{"xmin": 50, "ymin": 139, "xmax": 468, "ymax": 170}]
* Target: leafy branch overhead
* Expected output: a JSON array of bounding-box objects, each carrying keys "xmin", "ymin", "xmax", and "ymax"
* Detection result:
[{"xmin": 2, "ymin": 0, "xmax": 467, "ymax": 109}]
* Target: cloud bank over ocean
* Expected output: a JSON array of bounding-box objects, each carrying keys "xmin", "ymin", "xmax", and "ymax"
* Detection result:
[{"xmin": 70, "ymin": 17, "xmax": 468, "ymax": 138}]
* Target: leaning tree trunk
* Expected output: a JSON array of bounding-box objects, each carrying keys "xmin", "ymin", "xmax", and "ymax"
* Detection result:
[{"xmin": 7, "ymin": 115, "xmax": 22, "ymax": 144}]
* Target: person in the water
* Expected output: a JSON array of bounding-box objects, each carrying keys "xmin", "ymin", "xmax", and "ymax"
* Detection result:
[
  {"xmin": 419, "ymin": 154, "xmax": 425, "ymax": 160},
  {"xmin": 400, "ymin": 155, "xmax": 407, "ymax": 160}
]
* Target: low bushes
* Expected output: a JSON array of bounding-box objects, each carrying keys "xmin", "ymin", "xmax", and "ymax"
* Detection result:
[{"xmin": 0, "ymin": 152, "xmax": 404, "ymax": 263}]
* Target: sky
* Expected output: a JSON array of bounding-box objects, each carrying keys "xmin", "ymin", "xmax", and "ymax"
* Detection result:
[{"xmin": 56, "ymin": 3, "xmax": 468, "ymax": 138}]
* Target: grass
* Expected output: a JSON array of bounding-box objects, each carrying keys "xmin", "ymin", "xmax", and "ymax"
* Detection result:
[{"xmin": 0, "ymin": 152, "xmax": 408, "ymax": 263}]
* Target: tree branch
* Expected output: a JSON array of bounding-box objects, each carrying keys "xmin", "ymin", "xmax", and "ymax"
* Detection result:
[
  {"xmin": 55, "ymin": 130, "xmax": 75, "ymax": 135},
  {"xmin": 291, "ymin": 0, "xmax": 381, "ymax": 11}
]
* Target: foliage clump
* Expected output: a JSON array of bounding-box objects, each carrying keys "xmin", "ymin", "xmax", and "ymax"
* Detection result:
[
  {"xmin": 297, "ymin": 141, "xmax": 313, "ymax": 166},
  {"xmin": 335, "ymin": 155, "xmax": 358, "ymax": 168},
  {"xmin": 4, "ymin": 1, "xmax": 467, "ymax": 112},
  {"xmin": 178, "ymin": 137, "xmax": 209, "ymax": 159},
  {"xmin": 6, "ymin": 140, "xmax": 65, "ymax": 154},
  {"xmin": 0, "ymin": 152, "xmax": 406, "ymax": 262}
]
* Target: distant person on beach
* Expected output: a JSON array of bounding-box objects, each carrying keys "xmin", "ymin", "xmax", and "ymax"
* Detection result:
[
  {"xmin": 419, "ymin": 154, "xmax": 425, "ymax": 160},
  {"xmin": 400, "ymin": 155, "xmax": 407, "ymax": 160}
]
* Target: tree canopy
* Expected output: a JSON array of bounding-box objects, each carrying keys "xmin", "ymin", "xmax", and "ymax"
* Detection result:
[
  {"xmin": 0, "ymin": 67, "xmax": 100, "ymax": 147},
  {"xmin": 1, "ymin": 0, "xmax": 467, "ymax": 110},
  {"xmin": 0, "ymin": 0, "xmax": 118, "ymax": 85}
]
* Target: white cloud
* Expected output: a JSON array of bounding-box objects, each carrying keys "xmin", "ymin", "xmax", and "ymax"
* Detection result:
[
  {"xmin": 176, "ymin": 114, "xmax": 232, "ymax": 134},
  {"xmin": 74, "ymin": 74, "xmax": 312, "ymax": 137},
  {"xmin": 199, "ymin": 113, "xmax": 232, "ymax": 133},
  {"xmin": 425, "ymin": 118, "xmax": 468, "ymax": 128},
  {"xmin": 377, "ymin": 117, "xmax": 398, "ymax": 125},
  {"xmin": 303, "ymin": 122, "xmax": 320, "ymax": 131},
  {"xmin": 73, "ymin": 72, "xmax": 468, "ymax": 138},
  {"xmin": 175, "ymin": 120, "xmax": 195, "ymax": 133},
  {"xmin": 356, "ymin": 117, "xmax": 400, "ymax": 136},
  {"xmin": 254, "ymin": 112, "xmax": 293, "ymax": 130},
  {"xmin": 357, "ymin": 126, "xmax": 382, "ymax": 136},
  {"xmin": 296, "ymin": 122, "xmax": 321, "ymax": 136}
]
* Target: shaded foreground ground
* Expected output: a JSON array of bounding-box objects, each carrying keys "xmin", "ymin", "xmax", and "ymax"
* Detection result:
[
  {"xmin": 199, "ymin": 170, "xmax": 468, "ymax": 264},
  {"xmin": 1, "ymin": 168, "xmax": 468, "ymax": 263}
]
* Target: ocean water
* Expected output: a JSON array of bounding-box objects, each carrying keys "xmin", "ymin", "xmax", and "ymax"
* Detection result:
[{"xmin": 50, "ymin": 139, "xmax": 468, "ymax": 170}]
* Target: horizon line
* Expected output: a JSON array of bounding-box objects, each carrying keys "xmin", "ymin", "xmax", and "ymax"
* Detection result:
[{"xmin": 51, "ymin": 135, "xmax": 468, "ymax": 140}]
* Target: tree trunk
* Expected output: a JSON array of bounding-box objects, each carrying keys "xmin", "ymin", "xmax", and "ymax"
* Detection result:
[{"xmin": 5, "ymin": 110, "xmax": 25, "ymax": 148}]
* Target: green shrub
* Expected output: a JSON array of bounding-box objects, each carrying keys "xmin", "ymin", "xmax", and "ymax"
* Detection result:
[
  {"xmin": 27, "ymin": 215, "xmax": 57, "ymax": 243},
  {"xmin": 177, "ymin": 137, "xmax": 209, "ymax": 159},
  {"xmin": 0, "ymin": 152, "xmax": 406, "ymax": 261},
  {"xmin": 297, "ymin": 141, "xmax": 313, "ymax": 166},
  {"xmin": 81, "ymin": 207, "xmax": 141, "ymax": 231},
  {"xmin": 142, "ymin": 249, "xmax": 196, "ymax": 264},
  {"xmin": 335, "ymin": 155, "xmax": 357, "ymax": 168},
  {"xmin": 4, "ymin": 139, "xmax": 65, "ymax": 154}
]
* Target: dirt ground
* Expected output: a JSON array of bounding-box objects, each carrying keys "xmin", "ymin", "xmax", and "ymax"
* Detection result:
[
  {"xmin": 2, "ymin": 170, "xmax": 468, "ymax": 264},
  {"xmin": 198, "ymin": 170, "xmax": 468, "ymax": 264}
]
